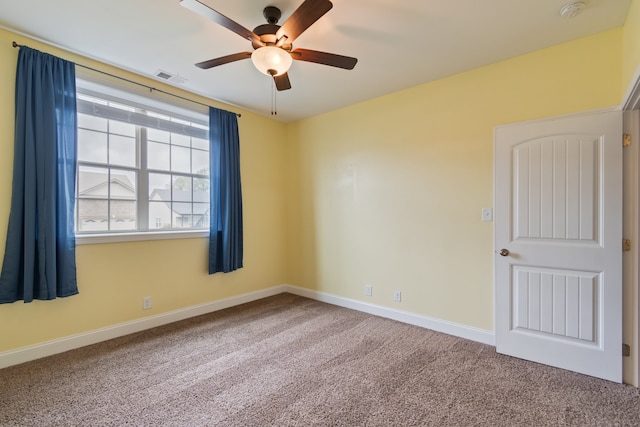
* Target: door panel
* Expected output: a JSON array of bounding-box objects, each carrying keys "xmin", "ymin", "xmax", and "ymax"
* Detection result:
[
  {"xmin": 512, "ymin": 266, "xmax": 598, "ymax": 342},
  {"xmin": 513, "ymin": 135, "xmax": 599, "ymax": 243},
  {"xmin": 495, "ymin": 111, "xmax": 622, "ymax": 382}
]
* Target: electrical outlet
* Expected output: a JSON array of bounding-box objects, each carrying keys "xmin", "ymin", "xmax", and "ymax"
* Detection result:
[
  {"xmin": 365, "ymin": 285, "xmax": 372, "ymax": 296},
  {"xmin": 394, "ymin": 290, "xmax": 401, "ymax": 302},
  {"xmin": 143, "ymin": 296, "xmax": 152, "ymax": 310}
]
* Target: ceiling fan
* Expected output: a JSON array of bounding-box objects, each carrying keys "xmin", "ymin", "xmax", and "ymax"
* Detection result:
[{"xmin": 179, "ymin": 0, "xmax": 358, "ymax": 91}]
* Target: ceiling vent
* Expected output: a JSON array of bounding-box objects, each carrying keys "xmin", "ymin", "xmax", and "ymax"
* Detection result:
[
  {"xmin": 559, "ymin": 1, "xmax": 586, "ymax": 19},
  {"xmin": 155, "ymin": 70, "xmax": 187, "ymax": 84}
]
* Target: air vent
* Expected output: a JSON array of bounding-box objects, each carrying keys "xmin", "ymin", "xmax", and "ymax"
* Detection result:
[
  {"xmin": 154, "ymin": 70, "xmax": 187, "ymax": 84},
  {"xmin": 559, "ymin": 1, "xmax": 586, "ymax": 19}
]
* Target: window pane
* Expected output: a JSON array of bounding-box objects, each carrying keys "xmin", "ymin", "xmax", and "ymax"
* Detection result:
[
  {"xmin": 77, "ymin": 166, "xmax": 137, "ymax": 233},
  {"xmin": 192, "ymin": 203, "xmax": 209, "ymax": 229},
  {"xmin": 109, "ymin": 135, "xmax": 136, "ymax": 167},
  {"xmin": 77, "ymin": 199, "xmax": 108, "ymax": 231},
  {"xmin": 192, "ymin": 149, "xmax": 209, "ymax": 175},
  {"xmin": 78, "ymin": 165, "xmax": 108, "ymax": 197},
  {"xmin": 109, "ymin": 120, "xmax": 136, "ymax": 137},
  {"xmin": 172, "ymin": 133, "xmax": 190, "ymax": 147},
  {"xmin": 148, "ymin": 111, "xmax": 170, "ymax": 121},
  {"xmin": 149, "ymin": 201, "xmax": 171, "ymax": 229},
  {"xmin": 110, "ymin": 200, "xmax": 137, "ymax": 230},
  {"xmin": 172, "ymin": 203, "xmax": 192, "ymax": 228},
  {"xmin": 171, "ymin": 145, "xmax": 190, "ymax": 173},
  {"xmin": 79, "ymin": 93, "xmax": 107, "ymax": 106},
  {"xmin": 193, "ymin": 178, "xmax": 209, "ymax": 196},
  {"xmin": 173, "ymin": 175, "xmax": 192, "ymax": 202},
  {"xmin": 78, "ymin": 129, "xmax": 108, "ymax": 164},
  {"xmin": 148, "ymin": 128, "xmax": 170, "ymax": 143},
  {"xmin": 149, "ymin": 173, "xmax": 171, "ymax": 199},
  {"xmin": 148, "ymin": 141, "xmax": 170, "ymax": 171},
  {"xmin": 110, "ymin": 169, "xmax": 136, "ymax": 200},
  {"xmin": 193, "ymin": 178, "xmax": 209, "ymax": 229},
  {"xmin": 192, "ymin": 137, "xmax": 208, "ymax": 150},
  {"xmin": 78, "ymin": 113, "xmax": 107, "ymax": 132},
  {"xmin": 109, "ymin": 101, "xmax": 135, "ymax": 113},
  {"xmin": 171, "ymin": 117, "xmax": 190, "ymax": 126}
]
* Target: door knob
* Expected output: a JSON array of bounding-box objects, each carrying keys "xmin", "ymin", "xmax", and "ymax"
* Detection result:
[{"xmin": 499, "ymin": 248, "xmax": 510, "ymax": 257}]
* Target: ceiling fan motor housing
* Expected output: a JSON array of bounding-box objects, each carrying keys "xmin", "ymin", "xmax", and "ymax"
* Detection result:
[
  {"xmin": 252, "ymin": 24, "xmax": 280, "ymax": 47},
  {"xmin": 252, "ymin": 24, "xmax": 292, "ymax": 51},
  {"xmin": 252, "ymin": 7, "xmax": 292, "ymax": 51}
]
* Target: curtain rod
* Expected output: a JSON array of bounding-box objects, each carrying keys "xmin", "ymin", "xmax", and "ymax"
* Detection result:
[{"xmin": 12, "ymin": 41, "xmax": 241, "ymax": 118}]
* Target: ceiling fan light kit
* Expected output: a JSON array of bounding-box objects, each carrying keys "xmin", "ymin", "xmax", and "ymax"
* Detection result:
[
  {"xmin": 179, "ymin": 0, "xmax": 357, "ymax": 91},
  {"xmin": 251, "ymin": 46, "xmax": 293, "ymax": 76}
]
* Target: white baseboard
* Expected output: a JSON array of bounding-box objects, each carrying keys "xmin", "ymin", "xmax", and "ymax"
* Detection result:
[
  {"xmin": 0, "ymin": 284, "xmax": 494, "ymax": 370},
  {"xmin": 283, "ymin": 285, "xmax": 495, "ymax": 346},
  {"xmin": 0, "ymin": 285, "xmax": 287, "ymax": 370}
]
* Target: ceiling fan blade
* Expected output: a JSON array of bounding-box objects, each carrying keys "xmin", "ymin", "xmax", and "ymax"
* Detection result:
[
  {"xmin": 273, "ymin": 73, "xmax": 292, "ymax": 91},
  {"xmin": 275, "ymin": 0, "xmax": 333, "ymax": 44},
  {"xmin": 180, "ymin": 0, "xmax": 262, "ymax": 46},
  {"xmin": 290, "ymin": 48, "xmax": 357, "ymax": 70},
  {"xmin": 195, "ymin": 52, "xmax": 252, "ymax": 69}
]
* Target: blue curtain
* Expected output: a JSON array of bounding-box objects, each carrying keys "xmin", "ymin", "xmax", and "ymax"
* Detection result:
[
  {"xmin": 209, "ymin": 107, "xmax": 243, "ymax": 274},
  {"xmin": 0, "ymin": 47, "xmax": 78, "ymax": 303}
]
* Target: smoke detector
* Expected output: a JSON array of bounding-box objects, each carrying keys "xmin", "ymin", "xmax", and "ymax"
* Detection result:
[{"xmin": 559, "ymin": 1, "xmax": 586, "ymax": 19}]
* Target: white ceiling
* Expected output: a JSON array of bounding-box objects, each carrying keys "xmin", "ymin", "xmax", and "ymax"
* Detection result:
[{"xmin": 0, "ymin": 0, "xmax": 632, "ymax": 122}]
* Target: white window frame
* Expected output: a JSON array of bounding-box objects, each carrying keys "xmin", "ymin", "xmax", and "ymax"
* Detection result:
[{"xmin": 75, "ymin": 73, "xmax": 210, "ymax": 245}]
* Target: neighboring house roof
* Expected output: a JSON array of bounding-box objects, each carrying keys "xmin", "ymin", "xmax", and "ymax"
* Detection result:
[
  {"xmin": 78, "ymin": 171, "xmax": 136, "ymax": 199},
  {"xmin": 149, "ymin": 188, "xmax": 209, "ymax": 216}
]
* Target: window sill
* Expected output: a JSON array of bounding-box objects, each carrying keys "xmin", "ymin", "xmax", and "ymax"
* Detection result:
[{"xmin": 76, "ymin": 230, "xmax": 209, "ymax": 245}]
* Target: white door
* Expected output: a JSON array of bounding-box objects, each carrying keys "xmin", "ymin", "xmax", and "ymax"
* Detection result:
[{"xmin": 495, "ymin": 110, "xmax": 623, "ymax": 382}]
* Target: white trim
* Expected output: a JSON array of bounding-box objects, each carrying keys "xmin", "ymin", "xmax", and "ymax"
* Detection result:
[
  {"xmin": 623, "ymin": 109, "xmax": 640, "ymax": 387},
  {"xmin": 0, "ymin": 285, "xmax": 287, "ymax": 369},
  {"xmin": 76, "ymin": 230, "xmax": 208, "ymax": 245},
  {"xmin": 283, "ymin": 285, "xmax": 495, "ymax": 346},
  {"xmin": 0, "ymin": 284, "xmax": 495, "ymax": 370},
  {"xmin": 622, "ymin": 64, "xmax": 640, "ymax": 111},
  {"xmin": 622, "ymin": 65, "xmax": 640, "ymax": 387}
]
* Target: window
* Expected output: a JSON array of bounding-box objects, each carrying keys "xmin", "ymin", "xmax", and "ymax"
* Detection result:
[{"xmin": 75, "ymin": 77, "xmax": 210, "ymax": 236}]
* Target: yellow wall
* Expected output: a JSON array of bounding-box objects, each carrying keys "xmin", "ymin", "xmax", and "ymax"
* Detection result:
[
  {"xmin": 2, "ymin": 5, "xmax": 640, "ymax": 359},
  {"xmin": 0, "ymin": 28, "xmax": 289, "ymax": 351},
  {"xmin": 285, "ymin": 28, "xmax": 623, "ymax": 331},
  {"xmin": 624, "ymin": 0, "xmax": 640, "ymax": 95}
]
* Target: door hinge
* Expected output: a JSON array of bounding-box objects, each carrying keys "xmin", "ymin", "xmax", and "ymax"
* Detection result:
[
  {"xmin": 623, "ymin": 344, "xmax": 631, "ymax": 357},
  {"xmin": 624, "ymin": 239, "xmax": 632, "ymax": 252},
  {"xmin": 624, "ymin": 134, "xmax": 631, "ymax": 147}
]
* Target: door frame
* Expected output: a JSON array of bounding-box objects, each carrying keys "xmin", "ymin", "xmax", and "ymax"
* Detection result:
[
  {"xmin": 621, "ymin": 68, "xmax": 640, "ymax": 387},
  {"xmin": 491, "ymin": 70, "xmax": 640, "ymax": 385}
]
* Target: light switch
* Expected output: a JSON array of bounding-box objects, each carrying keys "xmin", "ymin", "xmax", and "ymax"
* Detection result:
[{"xmin": 482, "ymin": 208, "xmax": 493, "ymax": 222}]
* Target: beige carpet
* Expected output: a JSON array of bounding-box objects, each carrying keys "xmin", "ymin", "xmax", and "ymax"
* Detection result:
[{"xmin": 1, "ymin": 293, "xmax": 639, "ymax": 426}]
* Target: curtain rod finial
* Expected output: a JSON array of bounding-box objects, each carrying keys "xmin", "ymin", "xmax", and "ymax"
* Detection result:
[{"xmin": 12, "ymin": 41, "xmax": 19, "ymax": 48}]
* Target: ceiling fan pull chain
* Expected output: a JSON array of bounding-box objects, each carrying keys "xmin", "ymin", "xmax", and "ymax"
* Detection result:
[{"xmin": 271, "ymin": 79, "xmax": 277, "ymax": 115}]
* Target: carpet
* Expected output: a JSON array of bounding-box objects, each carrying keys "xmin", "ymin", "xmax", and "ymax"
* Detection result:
[{"xmin": 1, "ymin": 293, "xmax": 639, "ymax": 426}]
